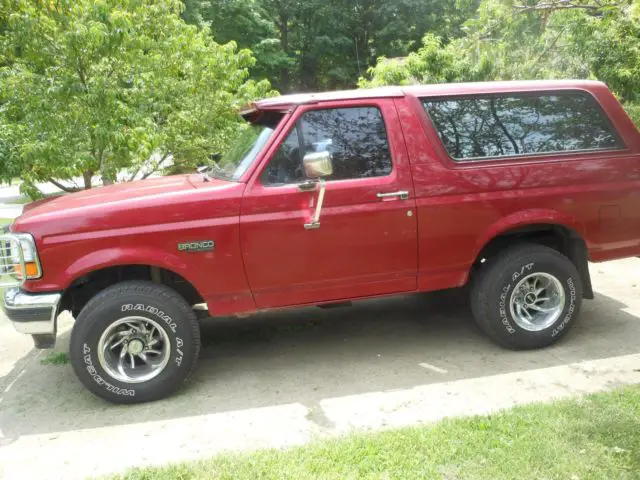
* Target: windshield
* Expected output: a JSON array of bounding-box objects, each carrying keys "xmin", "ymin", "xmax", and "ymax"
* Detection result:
[{"xmin": 210, "ymin": 124, "xmax": 275, "ymax": 181}]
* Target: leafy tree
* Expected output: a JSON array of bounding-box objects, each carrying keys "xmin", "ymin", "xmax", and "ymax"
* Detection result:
[
  {"xmin": 184, "ymin": 0, "xmax": 480, "ymax": 92},
  {"xmin": 182, "ymin": 0, "xmax": 294, "ymax": 91},
  {"xmin": 360, "ymin": 0, "xmax": 640, "ymax": 125},
  {"xmin": 0, "ymin": 0, "xmax": 273, "ymax": 196}
]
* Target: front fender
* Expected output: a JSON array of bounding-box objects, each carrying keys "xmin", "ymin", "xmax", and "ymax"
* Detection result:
[{"xmin": 42, "ymin": 246, "xmax": 204, "ymax": 298}]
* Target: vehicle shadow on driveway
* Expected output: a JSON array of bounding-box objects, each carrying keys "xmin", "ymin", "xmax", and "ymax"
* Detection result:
[{"xmin": 1, "ymin": 288, "xmax": 638, "ymax": 441}]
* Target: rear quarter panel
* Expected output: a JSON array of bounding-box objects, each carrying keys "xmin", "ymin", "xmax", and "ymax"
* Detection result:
[{"xmin": 395, "ymin": 84, "xmax": 640, "ymax": 291}]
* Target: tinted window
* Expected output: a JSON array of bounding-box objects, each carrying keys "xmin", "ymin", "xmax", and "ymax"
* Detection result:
[
  {"xmin": 422, "ymin": 93, "xmax": 623, "ymax": 161},
  {"xmin": 262, "ymin": 107, "xmax": 392, "ymax": 185}
]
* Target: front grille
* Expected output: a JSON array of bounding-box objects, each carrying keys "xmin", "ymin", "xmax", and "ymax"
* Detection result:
[{"xmin": 0, "ymin": 236, "xmax": 25, "ymax": 288}]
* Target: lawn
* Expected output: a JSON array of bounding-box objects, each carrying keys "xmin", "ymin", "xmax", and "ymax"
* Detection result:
[
  {"xmin": 5, "ymin": 192, "xmax": 64, "ymax": 205},
  {"xmin": 112, "ymin": 385, "xmax": 640, "ymax": 480},
  {"xmin": 40, "ymin": 351, "xmax": 70, "ymax": 365},
  {"xmin": 0, "ymin": 218, "xmax": 12, "ymax": 227},
  {"xmin": 5, "ymin": 196, "xmax": 29, "ymax": 205}
]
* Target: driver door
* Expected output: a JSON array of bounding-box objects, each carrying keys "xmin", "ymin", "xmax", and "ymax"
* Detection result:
[{"xmin": 240, "ymin": 99, "xmax": 418, "ymax": 309}]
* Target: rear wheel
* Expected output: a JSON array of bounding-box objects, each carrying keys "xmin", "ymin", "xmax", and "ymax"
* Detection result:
[
  {"xmin": 471, "ymin": 243, "xmax": 582, "ymax": 349},
  {"xmin": 69, "ymin": 281, "xmax": 200, "ymax": 403}
]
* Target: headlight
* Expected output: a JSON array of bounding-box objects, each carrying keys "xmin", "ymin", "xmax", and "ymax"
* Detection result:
[
  {"xmin": 11, "ymin": 236, "xmax": 37, "ymax": 263},
  {"xmin": 0, "ymin": 233, "xmax": 42, "ymax": 286}
]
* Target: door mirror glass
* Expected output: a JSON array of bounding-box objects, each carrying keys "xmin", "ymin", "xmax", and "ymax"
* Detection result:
[{"xmin": 303, "ymin": 151, "xmax": 333, "ymax": 178}]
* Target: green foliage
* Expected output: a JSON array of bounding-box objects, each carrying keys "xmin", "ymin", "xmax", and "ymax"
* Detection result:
[
  {"xmin": 361, "ymin": 0, "xmax": 640, "ymax": 127},
  {"xmin": 184, "ymin": 0, "xmax": 481, "ymax": 92},
  {"xmin": 623, "ymin": 103, "xmax": 640, "ymax": 127},
  {"xmin": 359, "ymin": 34, "xmax": 473, "ymax": 87},
  {"xmin": 40, "ymin": 351, "xmax": 70, "ymax": 366},
  {"xmin": 0, "ymin": 0, "xmax": 274, "ymax": 195}
]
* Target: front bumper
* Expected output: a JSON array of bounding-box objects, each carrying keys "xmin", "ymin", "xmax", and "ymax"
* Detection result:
[{"xmin": 2, "ymin": 287, "xmax": 61, "ymax": 347}]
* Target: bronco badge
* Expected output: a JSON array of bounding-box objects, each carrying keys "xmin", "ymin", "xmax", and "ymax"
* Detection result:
[{"xmin": 177, "ymin": 240, "xmax": 215, "ymax": 253}]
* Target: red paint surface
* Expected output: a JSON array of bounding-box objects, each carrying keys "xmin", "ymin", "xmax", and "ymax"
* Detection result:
[{"xmin": 11, "ymin": 80, "xmax": 640, "ymax": 315}]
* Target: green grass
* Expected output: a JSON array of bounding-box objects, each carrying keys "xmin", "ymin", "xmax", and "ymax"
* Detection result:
[
  {"xmin": 40, "ymin": 351, "xmax": 70, "ymax": 365},
  {"xmin": 0, "ymin": 218, "xmax": 12, "ymax": 226},
  {"xmin": 5, "ymin": 192, "xmax": 64, "ymax": 205},
  {"xmin": 111, "ymin": 385, "xmax": 640, "ymax": 480},
  {"xmin": 5, "ymin": 196, "xmax": 29, "ymax": 204}
]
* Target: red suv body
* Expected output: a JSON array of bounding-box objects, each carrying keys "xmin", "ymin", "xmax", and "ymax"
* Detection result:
[{"xmin": 3, "ymin": 80, "xmax": 639, "ymax": 403}]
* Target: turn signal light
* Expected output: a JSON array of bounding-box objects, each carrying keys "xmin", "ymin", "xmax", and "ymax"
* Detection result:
[{"xmin": 15, "ymin": 262, "xmax": 40, "ymax": 279}]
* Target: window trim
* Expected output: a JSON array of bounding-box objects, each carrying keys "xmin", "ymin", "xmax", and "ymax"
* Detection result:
[
  {"xmin": 260, "ymin": 104, "xmax": 395, "ymax": 187},
  {"xmin": 420, "ymin": 89, "xmax": 627, "ymax": 164}
]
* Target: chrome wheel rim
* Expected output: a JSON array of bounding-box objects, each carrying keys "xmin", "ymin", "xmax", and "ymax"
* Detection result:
[
  {"xmin": 97, "ymin": 316, "xmax": 171, "ymax": 384},
  {"xmin": 509, "ymin": 273, "xmax": 566, "ymax": 332}
]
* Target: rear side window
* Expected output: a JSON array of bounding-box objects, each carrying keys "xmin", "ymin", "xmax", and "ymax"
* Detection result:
[
  {"xmin": 422, "ymin": 92, "xmax": 623, "ymax": 161},
  {"xmin": 262, "ymin": 107, "xmax": 392, "ymax": 185}
]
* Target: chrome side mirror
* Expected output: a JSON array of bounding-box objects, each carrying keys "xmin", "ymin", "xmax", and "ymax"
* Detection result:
[
  {"xmin": 303, "ymin": 151, "xmax": 333, "ymax": 179},
  {"xmin": 301, "ymin": 151, "xmax": 332, "ymax": 230}
]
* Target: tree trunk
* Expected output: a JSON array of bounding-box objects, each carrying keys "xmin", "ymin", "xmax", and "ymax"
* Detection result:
[
  {"xmin": 98, "ymin": 148, "xmax": 114, "ymax": 185},
  {"xmin": 279, "ymin": 12, "xmax": 290, "ymax": 92},
  {"xmin": 83, "ymin": 170, "xmax": 92, "ymax": 189}
]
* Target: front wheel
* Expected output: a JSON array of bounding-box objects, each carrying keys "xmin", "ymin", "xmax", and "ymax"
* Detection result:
[
  {"xmin": 471, "ymin": 243, "xmax": 582, "ymax": 350},
  {"xmin": 69, "ymin": 281, "xmax": 201, "ymax": 403}
]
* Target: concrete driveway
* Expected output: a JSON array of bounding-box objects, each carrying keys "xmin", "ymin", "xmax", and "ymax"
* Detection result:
[{"xmin": 1, "ymin": 259, "xmax": 639, "ymax": 479}]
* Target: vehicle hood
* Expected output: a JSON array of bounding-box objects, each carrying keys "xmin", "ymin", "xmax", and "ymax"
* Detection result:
[
  {"xmin": 23, "ymin": 175, "xmax": 197, "ymax": 216},
  {"xmin": 12, "ymin": 174, "xmax": 243, "ymax": 237}
]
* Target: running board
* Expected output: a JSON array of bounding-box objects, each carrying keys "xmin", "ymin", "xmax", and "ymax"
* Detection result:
[{"xmin": 318, "ymin": 301, "xmax": 352, "ymax": 309}]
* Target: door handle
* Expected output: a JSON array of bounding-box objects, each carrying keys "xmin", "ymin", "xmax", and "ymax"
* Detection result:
[
  {"xmin": 376, "ymin": 190, "xmax": 409, "ymax": 200},
  {"xmin": 298, "ymin": 180, "xmax": 317, "ymax": 192}
]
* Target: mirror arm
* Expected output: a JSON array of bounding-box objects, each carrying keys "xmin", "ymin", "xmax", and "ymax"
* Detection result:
[{"xmin": 304, "ymin": 179, "xmax": 326, "ymax": 230}]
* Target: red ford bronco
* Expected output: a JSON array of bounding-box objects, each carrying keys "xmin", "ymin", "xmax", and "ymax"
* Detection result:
[{"xmin": 2, "ymin": 80, "xmax": 639, "ymax": 403}]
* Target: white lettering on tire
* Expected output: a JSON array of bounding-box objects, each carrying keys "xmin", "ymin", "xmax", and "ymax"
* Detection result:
[
  {"xmin": 121, "ymin": 303, "xmax": 177, "ymax": 332},
  {"xmin": 552, "ymin": 277, "xmax": 577, "ymax": 337},
  {"xmin": 499, "ymin": 283, "xmax": 516, "ymax": 334},
  {"xmin": 512, "ymin": 262, "xmax": 535, "ymax": 282},
  {"xmin": 176, "ymin": 337, "xmax": 184, "ymax": 366},
  {"xmin": 83, "ymin": 344, "xmax": 135, "ymax": 397},
  {"xmin": 499, "ymin": 263, "xmax": 535, "ymax": 334}
]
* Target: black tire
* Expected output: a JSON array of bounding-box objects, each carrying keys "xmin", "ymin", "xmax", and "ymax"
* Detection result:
[
  {"xmin": 69, "ymin": 281, "xmax": 200, "ymax": 404},
  {"xmin": 471, "ymin": 243, "xmax": 582, "ymax": 350}
]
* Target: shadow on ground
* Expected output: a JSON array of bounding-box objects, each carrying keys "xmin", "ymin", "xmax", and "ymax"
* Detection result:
[{"xmin": 1, "ymin": 288, "xmax": 638, "ymax": 442}]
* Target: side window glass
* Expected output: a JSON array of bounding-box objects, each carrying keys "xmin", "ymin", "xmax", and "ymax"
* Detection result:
[
  {"xmin": 422, "ymin": 93, "xmax": 623, "ymax": 161},
  {"xmin": 262, "ymin": 107, "xmax": 392, "ymax": 186},
  {"xmin": 261, "ymin": 127, "xmax": 304, "ymax": 185},
  {"xmin": 300, "ymin": 107, "xmax": 392, "ymax": 180}
]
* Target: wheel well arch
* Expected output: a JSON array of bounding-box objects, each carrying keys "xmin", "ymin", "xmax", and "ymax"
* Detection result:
[
  {"xmin": 59, "ymin": 264, "xmax": 205, "ymax": 317},
  {"xmin": 472, "ymin": 223, "xmax": 593, "ymax": 299}
]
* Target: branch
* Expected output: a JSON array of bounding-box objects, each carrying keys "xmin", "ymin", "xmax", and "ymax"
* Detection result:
[
  {"xmin": 141, "ymin": 153, "xmax": 170, "ymax": 179},
  {"xmin": 127, "ymin": 164, "xmax": 143, "ymax": 182},
  {"xmin": 76, "ymin": 55, "xmax": 89, "ymax": 92},
  {"xmin": 48, "ymin": 178, "xmax": 80, "ymax": 193},
  {"xmin": 526, "ymin": 25, "xmax": 568, "ymax": 69},
  {"xmin": 513, "ymin": 0, "xmax": 618, "ymax": 12}
]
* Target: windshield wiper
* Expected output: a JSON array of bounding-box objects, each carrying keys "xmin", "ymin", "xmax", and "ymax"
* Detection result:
[
  {"xmin": 197, "ymin": 166, "xmax": 211, "ymax": 182},
  {"xmin": 197, "ymin": 162, "xmax": 229, "ymax": 182}
]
